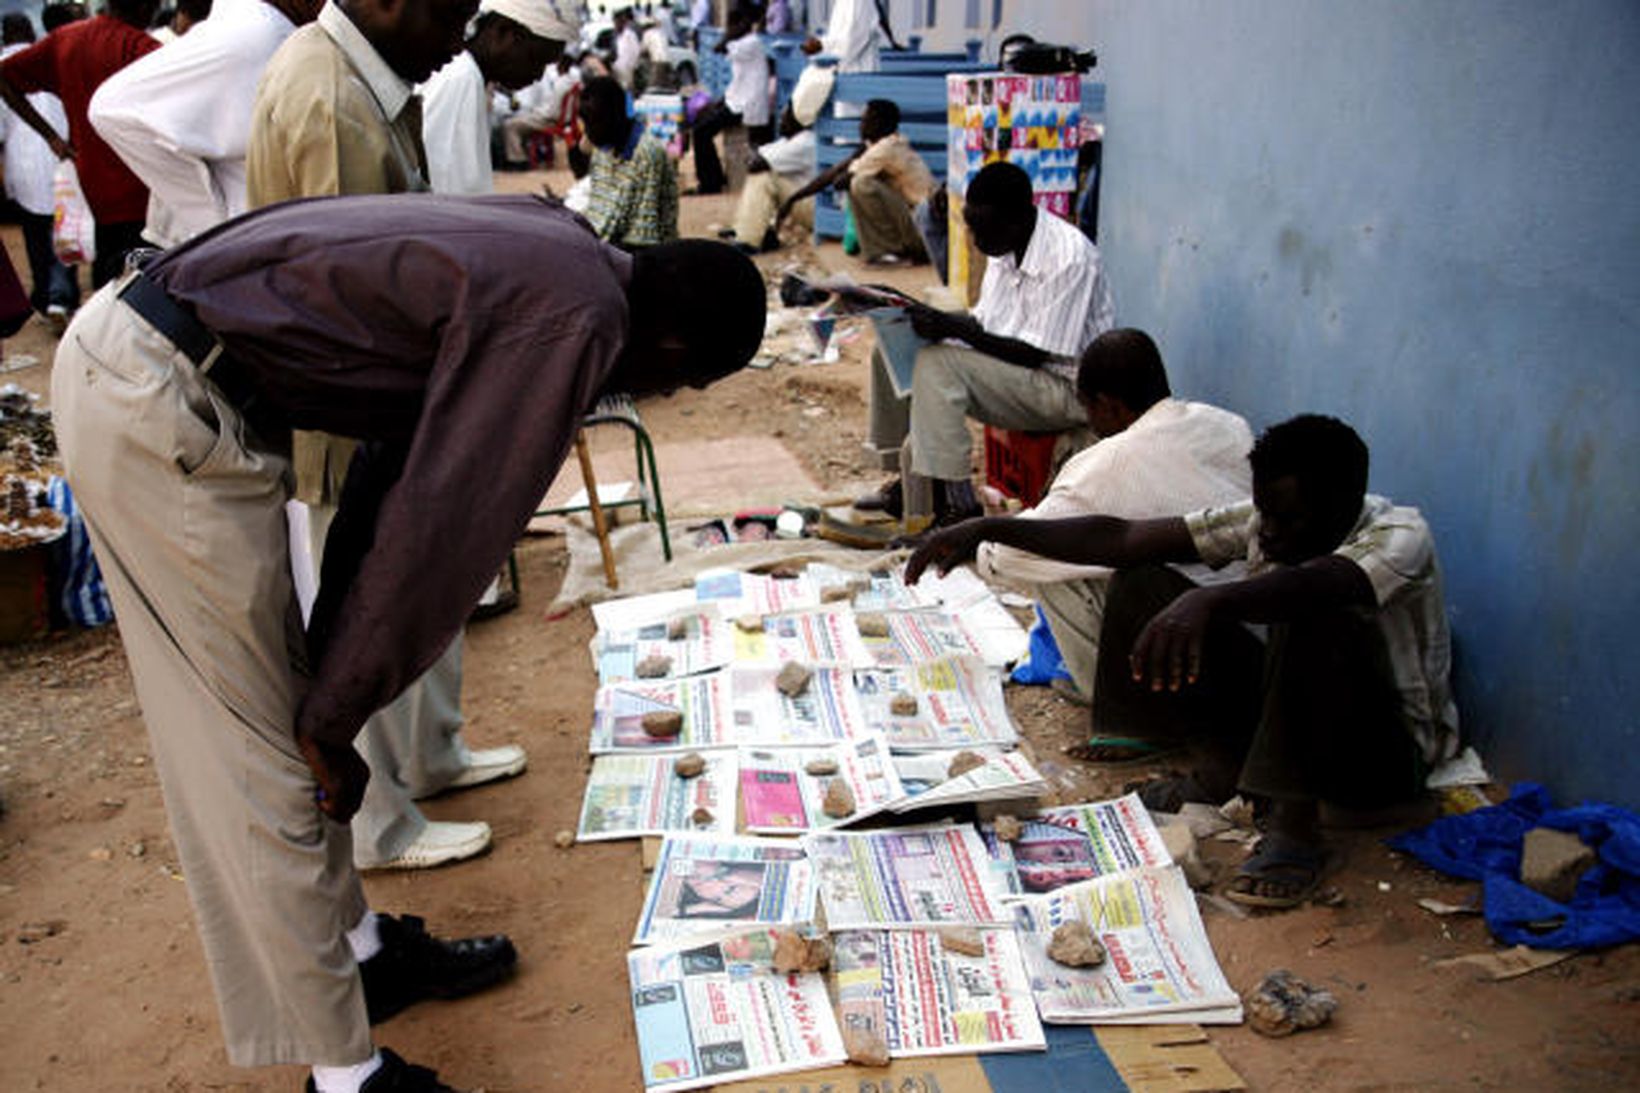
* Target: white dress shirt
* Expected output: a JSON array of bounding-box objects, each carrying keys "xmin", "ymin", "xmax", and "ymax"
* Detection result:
[
  {"xmin": 420, "ymin": 50, "xmax": 492, "ymax": 196},
  {"xmin": 821, "ymin": 0, "xmax": 881, "ymax": 73},
  {"xmin": 757, "ymin": 127, "xmax": 815, "ymax": 179},
  {"xmin": 724, "ymin": 33, "xmax": 769, "ymax": 127},
  {"xmin": 970, "ymin": 209, "xmax": 1116, "ymax": 380},
  {"xmin": 89, "ymin": 0, "xmax": 299, "ymax": 246},
  {"xmin": 613, "ymin": 25, "xmax": 641, "ymax": 87},
  {"xmin": 0, "ymin": 42, "xmax": 68, "ymax": 216},
  {"xmin": 977, "ymin": 398, "xmax": 1254, "ymax": 585}
]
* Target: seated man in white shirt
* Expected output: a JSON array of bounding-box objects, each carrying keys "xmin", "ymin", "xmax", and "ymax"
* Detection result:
[
  {"xmin": 730, "ymin": 100, "xmax": 816, "ymax": 251},
  {"xmin": 420, "ymin": 0, "xmax": 573, "ymax": 196},
  {"xmin": 497, "ymin": 51, "xmax": 580, "ymax": 169},
  {"xmin": 856, "ymin": 160, "xmax": 1115, "ymax": 527},
  {"xmin": 975, "ymin": 329, "xmax": 1253, "ymax": 715},
  {"xmin": 907, "ymin": 414, "xmax": 1459, "ymax": 910}
]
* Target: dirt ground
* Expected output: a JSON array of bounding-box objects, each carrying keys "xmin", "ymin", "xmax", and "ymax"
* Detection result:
[{"xmin": 1, "ymin": 173, "xmax": 1636, "ymax": 1093}]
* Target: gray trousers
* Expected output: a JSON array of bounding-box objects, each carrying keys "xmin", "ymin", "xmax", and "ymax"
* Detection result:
[
  {"xmin": 1035, "ymin": 574, "xmax": 1108, "ymax": 703},
  {"xmin": 300, "ymin": 504, "xmax": 470, "ymax": 867},
  {"xmin": 867, "ymin": 342, "xmax": 1090, "ymax": 481},
  {"xmin": 52, "ymin": 284, "xmax": 372, "ymax": 1066}
]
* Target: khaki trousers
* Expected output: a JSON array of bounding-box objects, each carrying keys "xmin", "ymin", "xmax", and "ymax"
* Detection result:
[
  {"xmin": 296, "ymin": 503, "xmax": 471, "ymax": 867},
  {"xmin": 52, "ymin": 285, "xmax": 372, "ymax": 1066},
  {"xmin": 848, "ymin": 173, "xmax": 925, "ymax": 262},
  {"xmin": 867, "ymin": 342, "xmax": 1090, "ymax": 481},
  {"xmin": 1034, "ymin": 574, "xmax": 1108, "ymax": 703},
  {"xmin": 732, "ymin": 170, "xmax": 810, "ymax": 245}
]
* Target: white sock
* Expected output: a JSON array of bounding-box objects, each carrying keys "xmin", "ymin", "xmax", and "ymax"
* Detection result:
[
  {"xmin": 346, "ymin": 910, "xmax": 383, "ymax": 963},
  {"xmin": 311, "ymin": 1051, "xmax": 382, "ymax": 1093}
]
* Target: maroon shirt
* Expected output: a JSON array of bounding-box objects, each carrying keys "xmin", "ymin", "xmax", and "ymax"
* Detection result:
[
  {"xmin": 151, "ymin": 193, "xmax": 631, "ymax": 745},
  {"xmin": 1, "ymin": 14, "xmax": 158, "ymax": 224}
]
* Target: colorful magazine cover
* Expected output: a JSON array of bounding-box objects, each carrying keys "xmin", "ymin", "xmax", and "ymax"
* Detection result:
[
  {"xmin": 739, "ymin": 735, "xmax": 905, "ymax": 834},
  {"xmin": 635, "ymin": 836, "xmax": 817, "ymax": 945}
]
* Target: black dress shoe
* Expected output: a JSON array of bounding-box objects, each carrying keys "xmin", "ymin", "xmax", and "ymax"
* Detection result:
[
  {"xmin": 853, "ymin": 478, "xmax": 903, "ymax": 518},
  {"xmin": 360, "ymin": 914, "xmax": 517, "ymax": 1024},
  {"xmin": 304, "ymin": 1048, "xmax": 459, "ymax": 1092}
]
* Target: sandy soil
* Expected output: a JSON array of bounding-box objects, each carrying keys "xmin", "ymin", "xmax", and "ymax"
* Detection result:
[{"xmin": 0, "ymin": 177, "xmax": 1636, "ymax": 1092}]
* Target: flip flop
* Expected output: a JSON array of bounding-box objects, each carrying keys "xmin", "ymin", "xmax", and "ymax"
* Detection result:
[
  {"xmin": 1064, "ymin": 735, "xmax": 1182, "ymax": 766},
  {"xmin": 1224, "ymin": 834, "xmax": 1331, "ymax": 909}
]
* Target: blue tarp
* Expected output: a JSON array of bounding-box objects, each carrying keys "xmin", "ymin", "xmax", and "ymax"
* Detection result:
[{"xmin": 1388, "ymin": 782, "xmax": 1640, "ymax": 949}]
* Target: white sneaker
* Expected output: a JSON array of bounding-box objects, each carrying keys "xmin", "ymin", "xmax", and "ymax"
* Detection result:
[
  {"xmin": 365, "ymin": 820, "xmax": 492, "ymax": 871},
  {"xmin": 443, "ymin": 745, "xmax": 528, "ymax": 791}
]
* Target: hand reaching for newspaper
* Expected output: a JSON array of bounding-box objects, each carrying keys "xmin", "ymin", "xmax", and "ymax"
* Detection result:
[{"xmin": 904, "ymin": 517, "xmax": 994, "ymax": 583}]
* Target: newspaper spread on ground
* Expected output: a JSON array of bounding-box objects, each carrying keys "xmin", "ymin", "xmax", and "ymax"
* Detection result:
[
  {"xmin": 635, "ymin": 836, "xmax": 817, "ymax": 945},
  {"xmin": 739, "ymin": 735, "xmax": 906, "ymax": 834},
  {"xmin": 729, "ymin": 664, "xmax": 871, "ymax": 746},
  {"xmin": 889, "ymin": 748, "xmax": 1048, "ymax": 812},
  {"xmin": 803, "ymin": 825, "xmax": 1012, "ymax": 929},
  {"xmin": 628, "ymin": 928, "xmax": 847, "ymax": 1091},
  {"xmin": 593, "ymin": 605, "xmax": 734, "ymax": 683},
  {"xmin": 860, "ymin": 610, "xmax": 989, "ymax": 667},
  {"xmin": 832, "ymin": 928, "xmax": 1046, "ymax": 1057},
  {"xmin": 1012, "ymin": 866, "xmax": 1243, "ymax": 1024},
  {"xmin": 696, "ymin": 569, "xmax": 820, "ymax": 617},
  {"xmin": 590, "ymin": 672, "xmax": 732, "ymax": 753},
  {"xmin": 578, "ymin": 751, "xmax": 739, "ymax": 841},
  {"xmin": 591, "ymin": 587, "xmax": 697, "ymax": 633},
  {"xmin": 804, "ymin": 562, "xmax": 940, "ymax": 612},
  {"xmin": 727, "ymin": 608, "xmax": 872, "ymax": 668},
  {"xmin": 855, "ymin": 655, "xmax": 1018, "ymax": 749},
  {"xmin": 979, "ymin": 793, "xmax": 1174, "ymax": 897}
]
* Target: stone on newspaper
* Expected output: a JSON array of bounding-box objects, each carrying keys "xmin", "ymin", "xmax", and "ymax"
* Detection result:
[
  {"xmin": 775, "ymin": 661, "xmax": 812, "ymax": 697},
  {"xmin": 843, "ymin": 1025, "xmax": 891, "ymax": 1067},
  {"xmin": 636, "ymin": 654, "xmax": 673, "ymax": 678},
  {"xmin": 1245, "ymin": 969, "xmax": 1338, "ymax": 1037},
  {"xmin": 666, "ymin": 617, "xmax": 689, "ymax": 640},
  {"xmin": 1047, "ymin": 921, "xmax": 1106, "ymax": 968},
  {"xmin": 889, "ymin": 692, "xmax": 919, "ymax": 716},
  {"xmin": 992, "ymin": 814, "xmax": 1023, "ymax": 842},
  {"xmin": 822, "ymin": 778, "xmax": 857, "ymax": 818},
  {"xmin": 938, "ymin": 927, "xmax": 986, "ymax": 957},
  {"xmin": 946, "ymin": 750, "xmax": 987, "ymax": 779},
  {"xmin": 735, "ymin": 613, "xmax": 765, "ymax": 632},
  {"xmin": 805, "ymin": 756, "xmax": 839, "ymax": 776},
  {"xmin": 771, "ymin": 930, "xmax": 833, "ymax": 973},
  {"xmin": 673, "ymin": 752, "xmax": 707, "ymax": 779},
  {"xmin": 642, "ymin": 710, "xmax": 684, "ymax": 738},
  {"xmin": 855, "ymin": 612, "xmax": 890, "ymax": 637},
  {"xmin": 691, "ymin": 806, "xmax": 715, "ymax": 826}
]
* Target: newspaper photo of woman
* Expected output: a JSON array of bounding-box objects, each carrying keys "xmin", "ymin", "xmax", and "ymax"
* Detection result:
[{"xmin": 674, "ymin": 861, "xmax": 768, "ymax": 919}]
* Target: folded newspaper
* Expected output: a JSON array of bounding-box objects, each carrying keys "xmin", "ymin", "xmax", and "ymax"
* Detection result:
[
  {"xmin": 889, "ymin": 747, "xmax": 1048, "ymax": 811},
  {"xmin": 833, "ymin": 928, "xmax": 1046, "ymax": 1058},
  {"xmin": 578, "ymin": 751, "xmax": 739, "ymax": 841},
  {"xmin": 739, "ymin": 735, "xmax": 906, "ymax": 834},
  {"xmin": 592, "ymin": 605, "xmax": 733, "ymax": 684},
  {"xmin": 979, "ymin": 793, "xmax": 1174, "ymax": 897},
  {"xmin": 854, "ymin": 655, "xmax": 1018, "ymax": 750},
  {"xmin": 635, "ymin": 835, "xmax": 817, "ymax": 946},
  {"xmin": 803, "ymin": 825, "xmax": 1013, "ymax": 929},
  {"xmin": 1012, "ymin": 866, "xmax": 1243, "ymax": 1024},
  {"xmin": 628, "ymin": 928, "xmax": 847, "ymax": 1091}
]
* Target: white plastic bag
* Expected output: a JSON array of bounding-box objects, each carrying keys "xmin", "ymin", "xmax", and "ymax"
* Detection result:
[{"xmin": 51, "ymin": 160, "xmax": 95, "ymax": 266}]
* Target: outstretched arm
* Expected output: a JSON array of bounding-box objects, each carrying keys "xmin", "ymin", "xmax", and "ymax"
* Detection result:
[
  {"xmin": 777, "ymin": 149, "xmax": 860, "ymax": 223},
  {"xmin": 906, "ymin": 514, "xmax": 1197, "ymax": 583}
]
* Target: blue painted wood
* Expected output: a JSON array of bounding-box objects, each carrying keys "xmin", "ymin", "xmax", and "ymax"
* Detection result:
[{"xmin": 833, "ymin": 72, "xmax": 957, "ymax": 111}]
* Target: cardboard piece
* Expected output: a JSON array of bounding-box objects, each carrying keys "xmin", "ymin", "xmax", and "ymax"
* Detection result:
[
  {"xmin": 1432, "ymin": 944, "xmax": 1577, "ymax": 980},
  {"xmin": 1095, "ymin": 1025, "xmax": 1247, "ymax": 1093}
]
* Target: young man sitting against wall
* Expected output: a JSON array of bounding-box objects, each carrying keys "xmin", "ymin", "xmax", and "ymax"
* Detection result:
[{"xmin": 906, "ymin": 414, "xmax": 1459, "ymax": 908}]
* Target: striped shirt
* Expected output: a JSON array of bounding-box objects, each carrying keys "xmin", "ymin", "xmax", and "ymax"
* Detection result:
[
  {"xmin": 586, "ymin": 125, "xmax": 679, "ymax": 249},
  {"xmin": 970, "ymin": 209, "xmax": 1115, "ymax": 381},
  {"xmin": 1186, "ymin": 495, "xmax": 1460, "ymax": 765}
]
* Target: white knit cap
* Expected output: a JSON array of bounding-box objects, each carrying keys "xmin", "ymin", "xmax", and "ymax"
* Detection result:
[{"xmin": 478, "ymin": 0, "xmax": 581, "ymax": 43}]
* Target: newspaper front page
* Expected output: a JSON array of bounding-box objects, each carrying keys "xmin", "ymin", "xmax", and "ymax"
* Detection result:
[
  {"xmin": 739, "ymin": 735, "xmax": 905, "ymax": 834},
  {"xmin": 728, "ymin": 664, "xmax": 870, "ymax": 746},
  {"xmin": 593, "ymin": 605, "xmax": 733, "ymax": 684},
  {"xmin": 981, "ymin": 793, "xmax": 1174, "ymax": 897},
  {"xmin": 804, "ymin": 826, "xmax": 1012, "ymax": 929},
  {"xmin": 832, "ymin": 928, "xmax": 1046, "ymax": 1057},
  {"xmin": 727, "ymin": 608, "xmax": 872, "ymax": 668},
  {"xmin": 636, "ymin": 836, "xmax": 817, "ymax": 945},
  {"xmin": 590, "ymin": 672, "xmax": 733, "ymax": 753},
  {"xmin": 1013, "ymin": 865, "xmax": 1242, "ymax": 1023},
  {"xmin": 854, "ymin": 655, "xmax": 1018, "ymax": 750},
  {"xmin": 696, "ymin": 569, "xmax": 821, "ymax": 617},
  {"xmin": 628, "ymin": 929, "xmax": 847, "ymax": 1091},
  {"xmin": 578, "ymin": 751, "xmax": 739, "ymax": 841},
  {"xmin": 859, "ymin": 611, "xmax": 989, "ymax": 667},
  {"xmin": 889, "ymin": 748, "xmax": 1048, "ymax": 812}
]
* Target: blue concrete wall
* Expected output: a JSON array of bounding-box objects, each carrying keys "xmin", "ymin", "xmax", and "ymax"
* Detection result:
[{"xmin": 1083, "ymin": 0, "xmax": 1640, "ymax": 808}]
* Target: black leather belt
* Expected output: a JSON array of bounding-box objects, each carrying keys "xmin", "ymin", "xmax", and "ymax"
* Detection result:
[{"xmin": 117, "ymin": 270, "xmax": 257, "ymax": 410}]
